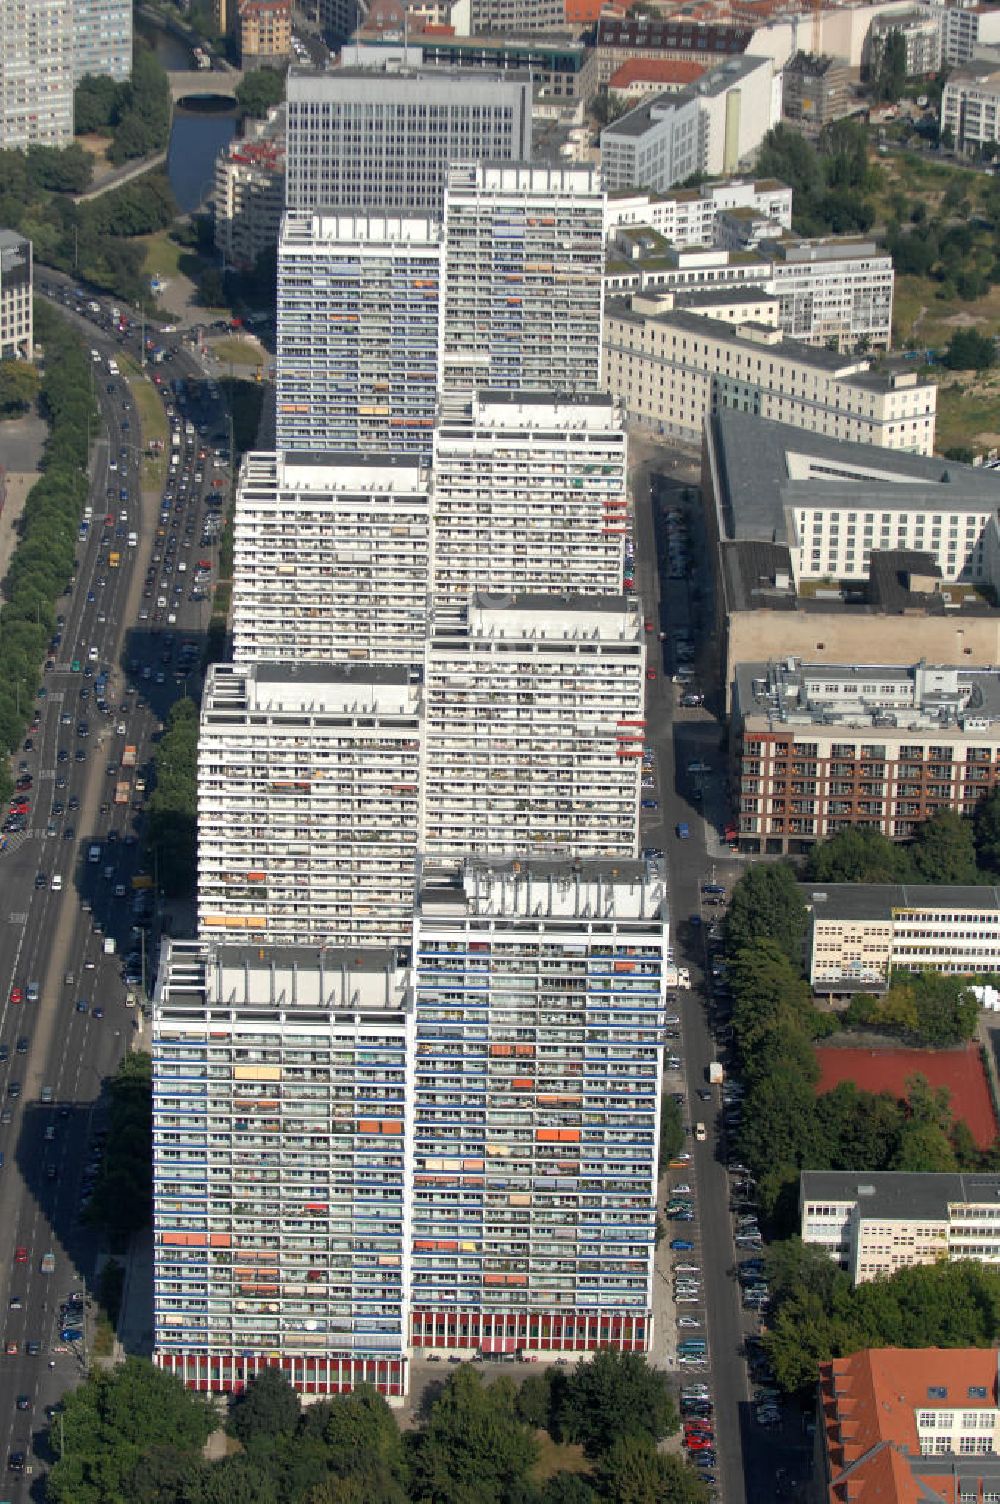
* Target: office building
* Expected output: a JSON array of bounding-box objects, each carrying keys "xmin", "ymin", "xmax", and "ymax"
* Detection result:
[
  {"xmin": 606, "ymin": 235, "xmax": 895, "ymax": 352},
  {"xmin": 865, "ymin": 9, "xmax": 941, "ymax": 80},
  {"xmin": 600, "ymin": 55, "xmax": 781, "ymax": 195},
  {"xmin": 781, "ymin": 52, "xmax": 850, "ymax": 125},
  {"xmin": 800, "ymin": 1170, "xmax": 1000, "ymax": 1283},
  {"xmin": 431, "ymin": 391, "xmax": 628, "ymax": 605},
  {"xmin": 276, "ymin": 211, "xmax": 444, "ymax": 457},
  {"xmin": 238, "ymin": 0, "xmax": 291, "ymax": 69},
  {"xmin": 603, "ymin": 176, "xmax": 792, "ymax": 246},
  {"xmin": 819, "ymin": 1348, "xmax": 1000, "ymax": 1503},
  {"xmin": 942, "ymin": 62, "xmax": 1000, "ymax": 154},
  {"xmin": 344, "ymin": 31, "xmax": 589, "ymax": 103},
  {"xmin": 410, "ymin": 856, "xmax": 668, "ymax": 1357},
  {"xmin": 701, "ymin": 411, "xmax": 1000, "ymax": 706},
  {"xmin": 942, "ymin": 3, "xmax": 1000, "ymax": 67},
  {"xmin": 285, "ymin": 66, "xmax": 532, "ymax": 215},
  {"xmin": 197, "ymin": 662, "xmax": 424, "ymax": 947},
  {"xmin": 0, "ymin": 231, "xmax": 33, "ymax": 361},
  {"xmin": 152, "ymin": 937, "xmax": 412, "ymax": 1399},
  {"xmin": 423, "ymin": 594, "xmax": 645, "ymax": 861},
  {"xmin": 231, "ymin": 450, "xmax": 432, "ymax": 666},
  {"xmin": 733, "ymin": 659, "xmax": 1000, "ymax": 853},
  {"xmin": 214, "ymin": 109, "xmax": 286, "ymax": 270},
  {"xmin": 602, "ymin": 294, "xmax": 935, "ymax": 452},
  {"xmin": 442, "ymin": 162, "xmax": 605, "ymax": 395},
  {"xmin": 73, "ymin": 0, "xmax": 132, "ymax": 82},
  {"xmin": 805, "ymin": 883, "xmax": 1000, "ymax": 988},
  {"xmin": 0, "ymin": 0, "xmax": 74, "ymax": 148}
]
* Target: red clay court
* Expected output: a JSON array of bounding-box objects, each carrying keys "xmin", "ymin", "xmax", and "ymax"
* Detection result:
[{"xmin": 814, "ymin": 1043, "xmax": 999, "ymax": 1149}]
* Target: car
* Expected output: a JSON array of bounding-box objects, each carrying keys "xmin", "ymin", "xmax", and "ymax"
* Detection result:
[
  {"xmin": 92, "ymin": 1007, "xmax": 104, "ymax": 1020},
  {"xmin": 694, "ymin": 1122, "xmax": 707, "ymax": 1142},
  {"xmin": 8, "ymin": 1296, "xmax": 21, "ymax": 1311},
  {"xmin": 13, "ymin": 1247, "xmax": 26, "ymax": 1264},
  {"xmin": 15, "ymin": 1040, "xmax": 27, "ymax": 1057},
  {"xmin": 8, "ymin": 987, "xmax": 21, "ymax": 1005},
  {"xmin": 645, "ymin": 668, "xmax": 657, "ymax": 681},
  {"xmin": 677, "ymin": 1317, "xmax": 703, "ymax": 1329},
  {"xmin": 34, "ymin": 873, "xmax": 48, "ymax": 890},
  {"xmin": 670, "ymin": 1239, "xmax": 695, "ymax": 1251},
  {"xmin": 675, "ymin": 822, "xmax": 690, "ymax": 840},
  {"xmin": 8, "ymin": 1448, "xmax": 24, "ymax": 1469},
  {"xmin": 25, "ymin": 1341, "xmax": 39, "ymax": 1356},
  {"xmin": 60, "ymin": 1327, "xmax": 83, "ymax": 1343}
]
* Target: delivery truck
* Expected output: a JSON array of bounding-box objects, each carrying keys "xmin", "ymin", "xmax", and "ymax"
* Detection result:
[
  {"xmin": 115, "ymin": 780, "xmax": 130, "ymax": 805},
  {"xmin": 708, "ymin": 1062, "xmax": 725, "ymax": 1086},
  {"xmin": 121, "ymin": 744, "xmax": 137, "ymax": 768}
]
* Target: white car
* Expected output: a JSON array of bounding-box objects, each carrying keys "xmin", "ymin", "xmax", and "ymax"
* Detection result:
[
  {"xmin": 673, "ymin": 1184, "xmax": 693, "ymax": 1195},
  {"xmin": 677, "ymin": 1317, "xmax": 702, "ymax": 1329},
  {"xmin": 694, "ymin": 1123, "xmax": 707, "ymax": 1143}
]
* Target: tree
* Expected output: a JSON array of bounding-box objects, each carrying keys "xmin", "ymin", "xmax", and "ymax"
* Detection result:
[
  {"xmin": 409, "ymin": 1366, "xmax": 539, "ymax": 1504},
  {"xmin": 974, "ymin": 789, "xmax": 1000, "ymax": 874},
  {"xmin": 944, "ymin": 328, "xmax": 995, "ymax": 370},
  {"xmin": 148, "ymin": 697, "xmax": 198, "ymax": 898},
  {"xmin": 195, "ymin": 1454, "xmax": 278, "ymax": 1504},
  {"xmin": 47, "ymin": 1358, "xmax": 214, "ymax": 1504},
  {"xmin": 235, "ymin": 68, "xmax": 286, "ymax": 120},
  {"xmin": 552, "ymin": 1350, "xmax": 676, "ymax": 1458},
  {"xmin": 874, "ymin": 29, "xmax": 908, "ymax": 103},
  {"xmin": 659, "ymin": 1094, "xmax": 684, "ymax": 1172},
  {"xmin": 0, "ymin": 361, "xmax": 39, "ymax": 418},
  {"xmin": 911, "ymin": 808, "xmax": 981, "ymax": 883},
  {"xmin": 515, "ymin": 1370, "xmax": 553, "ymax": 1430},
  {"xmin": 539, "ymin": 1477, "xmax": 599, "ymax": 1504},
  {"xmin": 319, "ymin": 1384, "xmax": 404, "ymax": 1480},
  {"xmin": 595, "ymin": 1436, "xmax": 709, "ymax": 1504},
  {"xmin": 940, "ymin": 123, "xmax": 955, "ymax": 151},
  {"xmin": 227, "ymin": 1366, "xmax": 301, "ymax": 1444},
  {"xmin": 84, "ymin": 1052, "xmax": 153, "ymax": 1238},
  {"xmin": 807, "ymin": 826, "xmax": 913, "ymax": 883},
  {"xmin": 724, "ymin": 864, "xmax": 807, "ymax": 964},
  {"xmin": 74, "ymin": 72, "xmax": 124, "ymax": 134}
]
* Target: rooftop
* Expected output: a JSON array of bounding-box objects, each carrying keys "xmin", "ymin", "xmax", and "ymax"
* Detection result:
[
  {"xmin": 803, "ymin": 882, "xmax": 1000, "ymax": 922},
  {"xmin": 733, "ymin": 657, "xmax": 1000, "ymax": 731},
  {"xmin": 609, "ymin": 57, "xmax": 707, "ymax": 87},
  {"xmin": 801, "ymin": 1169, "xmax": 1000, "ymax": 1220},
  {"xmin": 604, "ymin": 54, "xmax": 770, "ymax": 139}
]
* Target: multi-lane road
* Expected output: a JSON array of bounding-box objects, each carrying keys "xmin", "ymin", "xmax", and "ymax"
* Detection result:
[{"xmin": 0, "ymin": 278, "xmax": 230, "ymax": 1488}]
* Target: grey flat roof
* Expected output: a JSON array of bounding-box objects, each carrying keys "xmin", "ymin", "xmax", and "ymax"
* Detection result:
[
  {"xmin": 710, "ymin": 410, "xmax": 1000, "ymax": 545},
  {"xmin": 288, "ymin": 63, "xmax": 530, "ymax": 89},
  {"xmin": 477, "ymin": 388, "xmax": 615, "ymax": 408},
  {"xmin": 214, "ymin": 942, "xmax": 405, "ymax": 972},
  {"xmin": 614, "ymin": 302, "xmax": 877, "ymax": 376},
  {"xmin": 472, "ymin": 590, "xmax": 632, "ymax": 612},
  {"xmin": 605, "ymin": 54, "xmax": 769, "ymax": 139},
  {"xmin": 280, "ymin": 450, "xmax": 426, "ymax": 472},
  {"xmin": 253, "ymin": 662, "xmax": 418, "ymax": 686},
  {"xmin": 802, "ymin": 882, "xmax": 1000, "ymax": 921},
  {"xmin": 800, "ymin": 1170, "xmax": 1000, "ymax": 1219}
]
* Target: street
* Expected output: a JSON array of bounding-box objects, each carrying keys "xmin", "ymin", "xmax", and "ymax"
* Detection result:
[{"xmin": 0, "ymin": 276, "xmax": 230, "ymax": 1489}]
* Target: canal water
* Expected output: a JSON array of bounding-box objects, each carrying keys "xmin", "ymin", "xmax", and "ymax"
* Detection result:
[{"xmin": 137, "ymin": 16, "xmax": 238, "ymax": 212}]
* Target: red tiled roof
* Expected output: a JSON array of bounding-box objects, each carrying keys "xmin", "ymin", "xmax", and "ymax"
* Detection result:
[
  {"xmin": 609, "ymin": 56, "xmax": 707, "ymax": 86},
  {"xmin": 821, "ymin": 1349, "xmax": 1000, "ymax": 1503}
]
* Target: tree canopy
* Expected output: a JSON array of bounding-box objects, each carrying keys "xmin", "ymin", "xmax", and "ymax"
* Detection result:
[
  {"xmin": 724, "ymin": 864, "xmax": 807, "ymax": 965},
  {"xmin": 148, "ymin": 698, "xmax": 198, "ymax": 898},
  {"xmin": 755, "ymin": 121, "xmax": 877, "ymax": 239},
  {"xmin": 0, "ymin": 361, "xmax": 40, "ymax": 418},
  {"xmin": 86, "ymin": 1052, "xmax": 153, "ymax": 1238},
  {"xmin": 235, "ymin": 69, "xmax": 286, "ymax": 120}
]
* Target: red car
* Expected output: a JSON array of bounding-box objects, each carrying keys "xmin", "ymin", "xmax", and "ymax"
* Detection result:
[
  {"xmin": 13, "ymin": 1248, "xmax": 27, "ymax": 1264},
  {"xmin": 644, "ymin": 619, "xmax": 654, "ymax": 633},
  {"xmin": 685, "ymin": 1434, "xmax": 715, "ymax": 1452},
  {"xmin": 9, "ymin": 989, "xmax": 22, "ymax": 1006},
  {"xmin": 646, "ymin": 669, "xmax": 657, "ymax": 682}
]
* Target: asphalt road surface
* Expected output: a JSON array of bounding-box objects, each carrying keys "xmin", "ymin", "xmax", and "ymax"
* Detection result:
[{"xmin": 0, "ymin": 277, "xmax": 230, "ymax": 1490}]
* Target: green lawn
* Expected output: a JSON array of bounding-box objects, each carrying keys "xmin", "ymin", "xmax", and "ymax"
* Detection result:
[
  {"xmin": 141, "ymin": 229, "xmax": 188, "ymax": 283},
  {"xmin": 530, "ymin": 1432, "xmax": 591, "ymax": 1484},
  {"xmin": 122, "ymin": 358, "xmax": 169, "ymax": 491},
  {"xmin": 933, "ymin": 378, "xmax": 1000, "ymax": 454},
  {"xmin": 211, "ymin": 335, "xmax": 264, "ymax": 370}
]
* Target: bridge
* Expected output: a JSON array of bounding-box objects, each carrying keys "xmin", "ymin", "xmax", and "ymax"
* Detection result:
[{"xmin": 168, "ymin": 66, "xmax": 244, "ymax": 103}]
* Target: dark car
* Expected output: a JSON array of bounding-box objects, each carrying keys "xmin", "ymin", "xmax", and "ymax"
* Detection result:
[{"xmin": 8, "ymin": 1449, "xmax": 24, "ymax": 1471}]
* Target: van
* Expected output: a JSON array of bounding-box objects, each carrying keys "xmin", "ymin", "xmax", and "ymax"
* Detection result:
[
  {"xmin": 51, "ymin": 875, "xmax": 62, "ymax": 892},
  {"xmin": 127, "ymin": 531, "xmax": 138, "ymax": 547},
  {"xmin": 88, "ymin": 646, "xmax": 99, "ymax": 662}
]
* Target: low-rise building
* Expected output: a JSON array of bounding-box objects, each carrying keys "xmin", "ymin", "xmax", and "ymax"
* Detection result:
[
  {"xmin": 819, "ymin": 1347, "xmax": 1000, "ymax": 1501},
  {"xmin": 942, "ymin": 4, "xmax": 1000, "ymax": 68},
  {"xmin": 587, "ymin": 15, "xmax": 755, "ymax": 98},
  {"xmin": 214, "ymin": 109, "xmax": 285, "ymax": 270},
  {"xmin": 942, "ymin": 60, "xmax": 1000, "ymax": 153},
  {"xmin": 603, "ymin": 176, "xmax": 792, "ymax": 245},
  {"xmin": 600, "ymin": 54, "xmax": 781, "ymax": 194},
  {"xmin": 781, "ymin": 51, "xmax": 851, "ymax": 125},
  {"xmin": 733, "ymin": 658, "xmax": 1000, "ymax": 852},
  {"xmin": 237, "ymin": 0, "xmax": 291, "ymax": 68},
  {"xmin": 606, "ymin": 57, "xmax": 707, "ymax": 103},
  {"xmin": 702, "ymin": 411, "xmax": 1000, "ymax": 710},
  {"xmin": 0, "ymin": 230, "xmax": 32, "ymax": 361},
  {"xmin": 865, "ymin": 8, "xmax": 942, "ymax": 79},
  {"xmin": 606, "ymin": 235, "xmax": 895, "ymax": 351},
  {"xmin": 805, "ymin": 883, "xmax": 1000, "ymax": 987},
  {"xmin": 602, "ymin": 293, "xmax": 935, "ymax": 451},
  {"xmin": 800, "ymin": 1170, "xmax": 1000, "ymax": 1282}
]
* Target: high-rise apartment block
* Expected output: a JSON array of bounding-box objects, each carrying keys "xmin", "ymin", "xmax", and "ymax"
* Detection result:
[
  {"xmin": 197, "ymin": 663, "xmax": 424, "ymax": 947},
  {"xmin": 431, "ymin": 392, "xmax": 628, "ymax": 603},
  {"xmin": 0, "ymin": 0, "xmax": 74, "ymax": 148},
  {"xmin": 73, "ymin": 0, "xmax": 132, "ymax": 82},
  {"xmin": 409, "ymin": 857, "xmax": 667, "ymax": 1357},
  {"xmin": 442, "ymin": 163, "xmax": 605, "ymax": 395},
  {"xmin": 232, "ymin": 451, "xmax": 432, "ymax": 666},
  {"xmin": 153, "ymin": 938, "xmax": 413, "ymax": 1398},
  {"xmin": 423, "ymin": 595, "xmax": 644, "ymax": 861},
  {"xmin": 285, "ymin": 66, "xmax": 532, "ymax": 214},
  {"xmin": 0, "ymin": 231, "xmax": 33, "ymax": 361},
  {"xmin": 214, "ymin": 110, "xmax": 285, "ymax": 271},
  {"xmin": 276, "ymin": 211, "xmax": 444, "ymax": 458}
]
